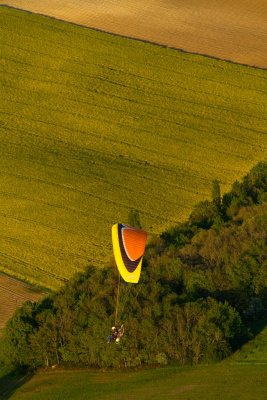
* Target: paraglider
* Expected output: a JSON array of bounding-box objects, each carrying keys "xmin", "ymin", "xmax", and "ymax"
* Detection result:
[
  {"xmin": 107, "ymin": 325, "xmax": 125, "ymax": 344},
  {"xmin": 108, "ymin": 223, "xmax": 148, "ymax": 344},
  {"xmin": 112, "ymin": 223, "xmax": 148, "ymax": 284}
]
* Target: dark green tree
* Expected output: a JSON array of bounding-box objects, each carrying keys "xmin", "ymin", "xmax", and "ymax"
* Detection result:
[
  {"xmin": 212, "ymin": 179, "xmax": 221, "ymax": 212},
  {"xmin": 128, "ymin": 208, "xmax": 142, "ymax": 229},
  {"xmin": 189, "ymin": 200, "xmax": 218, "ymax": 229}
]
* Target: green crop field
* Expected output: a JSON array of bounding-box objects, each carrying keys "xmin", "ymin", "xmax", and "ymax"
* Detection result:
[
  {"xmin": 0, "ymin": 6, "xmax": 267, "ymax": 289},
  {"xmin": 1, "ymin": 363, "xmax": 266, "ymax": 400}
]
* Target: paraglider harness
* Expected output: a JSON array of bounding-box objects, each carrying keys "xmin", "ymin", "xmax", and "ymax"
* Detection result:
[{"xmin": 107, "ymin": 324, "xmax": 124, "ymax": 344}]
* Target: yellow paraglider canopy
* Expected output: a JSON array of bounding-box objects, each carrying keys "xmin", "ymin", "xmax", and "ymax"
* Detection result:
[{"xmin": 112, "ymin": 224, "xmax": 147, "ymax": 283}]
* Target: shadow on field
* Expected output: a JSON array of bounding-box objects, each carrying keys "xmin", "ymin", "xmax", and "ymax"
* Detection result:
[
  {"xmin": 250, "ymin": 318, "xmax": 267, "ymax": 336},
  {"xmin": 0, "ymin": 369, "xmax": 34, "ymax": 400}
]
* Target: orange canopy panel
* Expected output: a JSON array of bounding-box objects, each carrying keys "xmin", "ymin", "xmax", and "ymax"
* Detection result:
[{"xmin": 112, "ymin": 224, "xmax": 148, "ymax": 283}]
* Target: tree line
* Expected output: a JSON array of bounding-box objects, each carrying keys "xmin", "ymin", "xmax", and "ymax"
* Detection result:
[{"xmin": 1, "ymin": 162, "xmax": 266, "ymax": 369}]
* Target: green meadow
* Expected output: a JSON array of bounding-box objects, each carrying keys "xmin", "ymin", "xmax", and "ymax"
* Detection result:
[
  {"xmin": 1, "ymin": 6, "xmax": 267, "ymax": 289},
  {"xmin": 1, "ymin": 363, "xmax": 266, "ymax": 400},
  {"xmin": 230, "ymin": 321, "xmax": 267, "ymax": 364}
]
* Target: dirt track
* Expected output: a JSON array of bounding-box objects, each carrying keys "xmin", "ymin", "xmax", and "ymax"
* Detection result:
[
  {"xmin": 0, "ymin": 274, "xmax": 44, "ymax": 331},
  {"xmin": 1, "ymin": 0, "xmax": 267, "ymax": 68}
]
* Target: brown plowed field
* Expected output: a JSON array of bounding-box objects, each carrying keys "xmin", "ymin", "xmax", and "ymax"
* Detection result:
[
  {"xmin": 0, "ymin": 274, "xmax": 45, "ymax": 332},
  {"xmin": 1, "ymin": 0, "xmax": 267, "ymax": 68}
]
